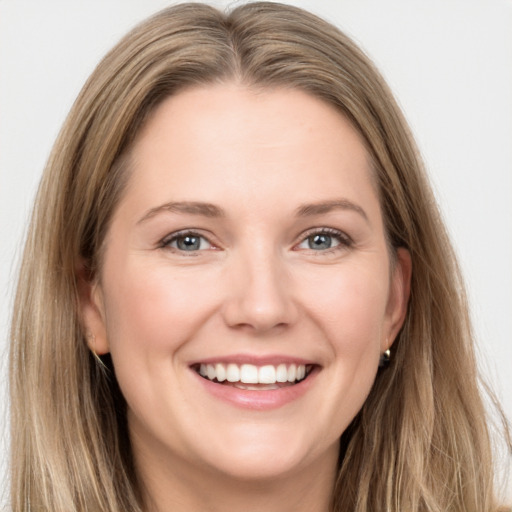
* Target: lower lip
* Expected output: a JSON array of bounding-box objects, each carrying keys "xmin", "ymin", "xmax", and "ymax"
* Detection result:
[{"xmin": 192, "ymin": 367, "xmax": 318, "ymax": 411}]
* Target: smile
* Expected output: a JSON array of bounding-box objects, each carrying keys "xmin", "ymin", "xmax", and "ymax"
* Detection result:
[
  {"xmin": 195, "ymin": 362, "xmax": 313, "ymax": 390},
  {"xmin": 190, "ymin": 356, "xmax": 319, "ymax": 410}
]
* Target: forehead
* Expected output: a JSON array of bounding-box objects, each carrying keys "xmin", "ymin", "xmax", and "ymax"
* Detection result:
[{"xmin": 117, "ymin": 83, "xmax": 379, "ymax": 222}]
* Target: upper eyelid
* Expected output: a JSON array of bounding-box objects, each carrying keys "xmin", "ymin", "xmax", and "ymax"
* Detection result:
[
  {"xmin": 159, "ymin": 230, "xmax": 217, "ymax": 252},
  {"xmin": 297, "ymin": 227, "xmax": 352, "ymax": 243},
  {"xmin": 161, "ymin": 229, "xmax": 212, "ymax": 243}
]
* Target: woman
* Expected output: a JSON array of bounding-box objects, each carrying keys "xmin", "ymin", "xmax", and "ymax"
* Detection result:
[{"xmin": 9, "ymin": 2, "xmax": 510, "ymax": 511}]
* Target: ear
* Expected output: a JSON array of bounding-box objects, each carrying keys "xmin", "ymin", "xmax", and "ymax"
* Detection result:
[
  {"xmin": 76, "ymin": 260, "xmax": 110, "ymax": 355},
  {"xmin": 382, "ymin": 247, "xmax": 412, "ymax": 351}
]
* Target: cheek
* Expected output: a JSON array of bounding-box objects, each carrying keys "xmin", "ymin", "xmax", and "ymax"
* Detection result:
[
  {"xmin": 99, "ymin": 260, "xmax": 225, "ymax": 430},
  {"xmin": 300, "ymin": 261, "xmax": 390, "ymax": 353},
  {"xmin": 102, "ymin": 260, "xmax": 222, "ymax": 355}
]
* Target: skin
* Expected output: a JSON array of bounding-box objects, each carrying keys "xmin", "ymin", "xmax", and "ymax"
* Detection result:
[{"xmin": 80, "ymin": 83, "xmax": 411, "ymax": 512}]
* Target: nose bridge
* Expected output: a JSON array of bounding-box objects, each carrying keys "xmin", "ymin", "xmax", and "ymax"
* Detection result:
[{"xmin": 222, "ymin": 240, "xmax": 296, "ymax": 332}]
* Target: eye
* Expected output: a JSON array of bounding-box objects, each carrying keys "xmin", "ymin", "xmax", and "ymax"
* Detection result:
[
  {"xmin": 162, "ymin": 231, "xmax": 213, "ymax": 252},
  {"xmin": 303, "ymin": 233, "xmax": 339, "ymax": 250},
  {"xmin": 295, "ymin": 228, "xmax": 351, "ymax": 252}
]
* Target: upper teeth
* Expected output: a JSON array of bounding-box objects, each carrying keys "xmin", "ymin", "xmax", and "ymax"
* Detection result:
[{"xmin": 198, "ymin": 363, "xmax": 307, "ymax": 384}]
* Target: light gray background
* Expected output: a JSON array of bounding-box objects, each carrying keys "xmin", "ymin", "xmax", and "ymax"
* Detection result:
[{"xmin": 1, "ymin": 0, "xmax": 511, "ymax": 499}]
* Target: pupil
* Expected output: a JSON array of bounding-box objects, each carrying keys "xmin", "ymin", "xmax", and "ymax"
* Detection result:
[
  {"xmin": 309, "ymin": 234, "xmax": 331, "ymax": 250},
  {"xmin": 178, "ymin": 236, "xmax": 200, "ymax": 251}
]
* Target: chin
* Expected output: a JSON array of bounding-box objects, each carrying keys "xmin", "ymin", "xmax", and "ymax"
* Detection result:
[{"xmin": 193, "ymin": 422, "xmax": 333, "ymax": 482}]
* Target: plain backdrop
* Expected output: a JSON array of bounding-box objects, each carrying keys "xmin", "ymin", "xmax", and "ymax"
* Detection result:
[{"xmin": 1, "ymin": 0, "xmax": 511, "ymax": 499}]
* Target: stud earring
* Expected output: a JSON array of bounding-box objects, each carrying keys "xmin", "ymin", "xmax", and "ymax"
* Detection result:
[{"xmin": 379, "ymin": 349, "xmax": 391, "ymax": 368}]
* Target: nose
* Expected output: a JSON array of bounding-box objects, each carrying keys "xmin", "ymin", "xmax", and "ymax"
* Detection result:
[{"xmin": 221, "ymin": 247, "xmax": 298, "ymax": 334}]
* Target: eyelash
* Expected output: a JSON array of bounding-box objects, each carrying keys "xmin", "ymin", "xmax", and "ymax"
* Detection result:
[
  {"xmin": 295, "ymin": 227, "xmax": 353, "ymax": 254},
  {"xmin": 159, "ymin": 227, "xmax": 353, "ymax": 255},
  {"xmin": 160, "ymin": 230, "xmax": 214, "ymax": 254}
]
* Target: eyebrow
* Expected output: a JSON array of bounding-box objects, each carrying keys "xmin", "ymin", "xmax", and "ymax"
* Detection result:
[
  {"xmin": 137, "ymin": 201, "xmax": 225, "ymax": 224},
  {"xmin": 137, "ymin": 198, "xmax": 368, "ymax": 224},
  {"xmin": 295, "ymin": 199, "xmax": 369, "ymax": 221}
]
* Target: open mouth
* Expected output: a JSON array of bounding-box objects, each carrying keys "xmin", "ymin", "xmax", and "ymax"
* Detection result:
[{"xmin": 192, "ymin": 362, "xmax": 315, "ymax": 390}]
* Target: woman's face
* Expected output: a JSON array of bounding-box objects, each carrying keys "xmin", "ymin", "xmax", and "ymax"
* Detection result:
[{"xmin": 82, "ymin": 84, "xmax": 410, "ymax": 483}]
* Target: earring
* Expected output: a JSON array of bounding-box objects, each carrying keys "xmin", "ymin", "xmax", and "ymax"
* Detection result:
[{"xmin": 379, "ymin": 349, "xmax": 391, "ymax": 368}]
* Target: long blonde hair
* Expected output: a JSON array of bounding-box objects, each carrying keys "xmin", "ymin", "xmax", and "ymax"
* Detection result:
[{"xmin": 9, "ymin": 2, "xmax": 510, "ymax": 511}]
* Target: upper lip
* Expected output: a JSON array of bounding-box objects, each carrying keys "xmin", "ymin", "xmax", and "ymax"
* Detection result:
[{"xmin": 188, "ymin": 354, "xmax": 318, "ymax": 367}]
